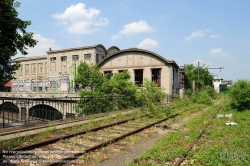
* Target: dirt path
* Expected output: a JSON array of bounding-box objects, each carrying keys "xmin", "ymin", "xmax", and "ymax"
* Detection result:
[{"xmin": 97, "ymin": 107, "xmax": 208, "ymax": 166}]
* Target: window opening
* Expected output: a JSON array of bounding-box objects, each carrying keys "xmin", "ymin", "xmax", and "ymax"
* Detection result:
[
  {"xmin": 134, "ymin": 69, "xmax": 143, "ymax": 86},
  {"xmin": 50, "ymin": 57, "xmax": 56, "ymax": 62},
  {"xmin": 104, "ymin": 71, "xmax": 113, "ymax": 79},
  {"xmin": 72, "ymin": 55, "xmax": 79, "ymax": 61},
  {"xmin": 152, "ymin": 69, "xmax": 161, "ymax": 87},
  {"xmin": 61, "ymin": 56, "xmax": 67, "ymax": 62},
  {"xmin": 84, "ymin": 54, "xmax": 91, "ymax": 59}
]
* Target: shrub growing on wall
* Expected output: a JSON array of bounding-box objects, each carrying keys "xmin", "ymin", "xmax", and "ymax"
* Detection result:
[{"xmin": 228, "ymin": 79, "xmax": 250, "ymax": 111}]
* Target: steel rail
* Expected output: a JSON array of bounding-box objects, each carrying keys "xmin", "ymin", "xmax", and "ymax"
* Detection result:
[
  {"xmin": 0, "ymin": 109, "xmax": 134, "ymax": 136},
  {"xmin": 174, "ymin": 108, "xmax": 221, "ymax": 166},
  {"xmin": 47, "ymin": 113, "xmax": 179, "ymax": 166}
]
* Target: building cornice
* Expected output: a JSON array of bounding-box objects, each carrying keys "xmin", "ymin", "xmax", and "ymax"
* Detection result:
[{"xmin": 46, "ymin": 44, "xmax": 107, "ymax": 54}]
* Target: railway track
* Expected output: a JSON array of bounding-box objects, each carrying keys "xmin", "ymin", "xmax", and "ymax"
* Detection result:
[
  {"xmin": 173, "ymin": 107, "xmax": 221, "ymax": 166},
  {"xmin": 0, "ymin": 108, "xmax": 136, "ymax": 137},
  {"xmin": 1, "ymin": 113, "xmax": 180, "ymax": 165}
]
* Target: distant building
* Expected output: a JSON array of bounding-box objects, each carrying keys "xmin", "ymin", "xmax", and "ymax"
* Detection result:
[
  {"xmin": 213, "ymin": 77, "xmax": 223, "ymax": 93},
  {"xmin": 213, "ymin": 78, "xmax": 233, "ymax": 93},
  {"xmin": 11, "ymin": 45, "xmax": 179, "ymax": 95},
  {"xmin": 221, "ymin": 80, "xmax": 233, "ymax": 86},
  {"xmin": 98, "ymin": 48, "xmax": 179, "ymax": 95}
]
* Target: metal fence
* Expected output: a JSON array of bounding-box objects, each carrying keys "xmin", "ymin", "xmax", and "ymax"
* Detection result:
[
  {"xmin": 0, "ymin": 96, "xmax": 135, "ymax": 128},
  {"xmin": 0, "ymin": 97, "xmax": 78, "ymax": 128},
  {"xmin": 0, "ymin": 94, "xmax": 173, "ymax": 128}
]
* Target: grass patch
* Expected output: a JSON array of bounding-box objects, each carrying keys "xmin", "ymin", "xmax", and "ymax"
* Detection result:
[{"xmin": 128, "ymin": 98, "xmax": 250, "ymax": 166}]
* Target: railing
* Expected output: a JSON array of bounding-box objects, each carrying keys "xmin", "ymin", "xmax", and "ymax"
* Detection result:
[{"xmin": 0, "ymin": 96, "xmax": 135, "ymax": 128}]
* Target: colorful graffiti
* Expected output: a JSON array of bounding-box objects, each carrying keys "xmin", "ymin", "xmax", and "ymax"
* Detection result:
[
  {"xmin": 23, "ymin": 79, "xmax": 32, "ymax": 92},
  {"xmin": 60, "ymin": 74, "xmax": 69, "ymax": 92},
  {"xmin": 47, "ymin": 74, "xmax": 69, "ymax": 92}
]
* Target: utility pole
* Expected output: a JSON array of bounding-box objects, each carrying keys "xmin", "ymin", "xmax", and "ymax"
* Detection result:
[
  {"xmin": 197, "ymin": 61, "xmax": 224, "ymax": 83},
  {"xmin": 198, "ymin": 61, "xmax": 200, "ymax": 83}
]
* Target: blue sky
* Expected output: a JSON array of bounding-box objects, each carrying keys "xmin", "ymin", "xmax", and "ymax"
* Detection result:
[{"xmin": 15, "ymin": 0, "xmax": 250, "ymax": 82}]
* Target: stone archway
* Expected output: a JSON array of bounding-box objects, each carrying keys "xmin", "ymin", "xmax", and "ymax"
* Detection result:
[
  {"xmin": 29, "ymin": 104, "xmax": 63, "ymax": 120},
  {"xmin": 0, "ymin": 102, "xmax": 19, "ymax": 122}
]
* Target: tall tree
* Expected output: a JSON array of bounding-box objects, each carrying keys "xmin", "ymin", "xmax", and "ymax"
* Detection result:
[
  {"xmin": 75, "ymin": 62, "xmax": 103, "ymax": 91},
  {"xmin": 185, "ymin": 64, "xmax": 213, "ymax": 89},
  {"xmin": 0, "ymin": 0, "xmax": 37, "ymax": 89}
]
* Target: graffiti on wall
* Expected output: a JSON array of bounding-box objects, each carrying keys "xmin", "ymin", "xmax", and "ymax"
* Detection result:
[
  {"xmin": 12, "ymin": 79, "xmax": 47, "ymax": 92},
  {"xmin": 60, "ymin": 74, "xmax": 69, "ymax": 92},
  {"xmin": 47, "ymin": 75, "xmax": 61, "ymax": 92},
  {"xmin": 12, "ymin": 81, "xmax": 23, "ymax": 92},
  {"xmin": 23, "ymin": 79, "xmax": 32, "ymax": 92}
]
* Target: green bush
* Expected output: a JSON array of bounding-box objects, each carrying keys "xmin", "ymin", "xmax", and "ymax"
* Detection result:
[
  {"xmin": 191, "ymin": 90, "xmax": 213, "ymax": 105},
  {"xmin": 76, "ymin": 91, "xmax": 112, "ymax": 116},
  {"xmin": 228, "ymin": 79, "xmax": 250, "ymax": 111},
  {"xmin": 135, "ymin": 79, "xmax": 166, "ymax": 107},
  {"xmin": 185, "ymin": 88, "xmax": 192, "ymax": 96},
  {"xmin": 202, "ymin": 85, "xmax": 217, "ymax": 99},
  {"xmin": 172, "ymin": 94, "xmax": 180, "ymax": 101}
]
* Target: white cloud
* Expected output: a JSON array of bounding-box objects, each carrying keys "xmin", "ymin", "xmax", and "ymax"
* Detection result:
[
  {"xmin": 111, "ymin": 20, "xmax": 154, "ymax": 41},
  {"xmin": 137, "ymin": 38, "xmax": 159, "ymax": 49},
  {"xmin": 14, "ymin": 34, "xmax": 59, "ymax": 58},
  {"xmin": 52, "ymin": 3, "xmax": 108, "ymax": 34},
  {"xmin": 185, "ymin": 29, "xmax": 210, "ymax": 41},
  {"xmin": 209, "ymin": 48, "xmax": 229, "ymax": 57},
  {"xmin": 119, "ymin": 20, "xmax": 154, "ymax": 35},
  {"xmin": 111, "ymin": 35, "xmax": 121, "ymax": 41},
  {"xmin": 209, "ymin": 34, "xmax": 220, "ymax": 38}
]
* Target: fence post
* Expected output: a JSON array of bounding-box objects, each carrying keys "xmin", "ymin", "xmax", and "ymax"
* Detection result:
[
  {"xmin": 2, "ymin": 99, "xmax": 4, "ymax": 128},
  {"xmin": 42, "ymin": 98, "xmax": 45, "ymax": 122}
]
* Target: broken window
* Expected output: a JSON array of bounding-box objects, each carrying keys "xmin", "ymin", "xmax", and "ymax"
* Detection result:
[
  {"xmin": 72, "ymin": 55, "xmax": 79, "ymax": 61},
  {"xmin": 152, "ymin": 68, "xmax": 161, "ymax": 87},
  {"xmin": 134, "ymin": 69, "xmax": 143, "ymax": 86},
  {"xmin": 61, "ymin": 56, "xmax": 67, "ymax": 62}
]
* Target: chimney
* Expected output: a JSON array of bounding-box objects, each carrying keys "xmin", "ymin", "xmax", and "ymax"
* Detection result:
[{"xmin": 49, "ymin": 47, "xmax": 51, "ymax": 51}]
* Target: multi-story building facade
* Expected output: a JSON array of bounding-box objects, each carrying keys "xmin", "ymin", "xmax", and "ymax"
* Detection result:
[
  {"xmin": 12, "ymin": 44, "xmax": 107, "ymax": 93},
  {"xmin": 11, "ymin": 44, "xmax": 179, "ymax": 95}
]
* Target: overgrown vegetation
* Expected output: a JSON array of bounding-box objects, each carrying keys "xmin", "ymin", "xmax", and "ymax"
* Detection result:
[
  {"xmin": 185, "ymin": 64, "xmax": 214, "ymax": 89},
  {"xmin": 75, "ymin": 62, "xmax": 166, "ymax": 116},
  {"xmin": 228, "ymin": 79, "xmax": 250, "ymax": 111},
  {"xmin": 128, "ymin": 95, "xmax": 250, "ymax": 166},
  {"xmin": 189, "ymin": 86, "xmax": 216, "ymax": 106}
]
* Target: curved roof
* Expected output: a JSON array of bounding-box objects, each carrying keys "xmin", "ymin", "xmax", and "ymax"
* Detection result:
[
  {"xmin": 107, "ymin": 46, "xmax": 120, "ymax": 56},
  {"xmin": 98, "ymin": 48, "xmax": 179, "ymax": 68},
  {"xmin": 107, "ymin": 46, "xmax": 120, "ymax": 52},
  {"xmin": 95, "ymin": 44, "xmax": 107, "ymax": 52}
]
